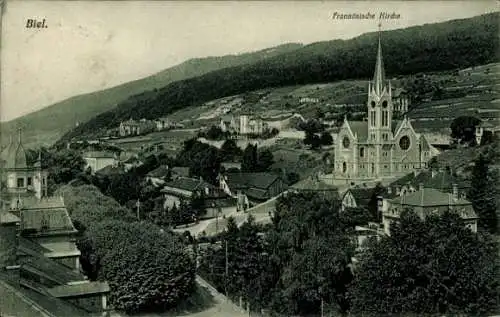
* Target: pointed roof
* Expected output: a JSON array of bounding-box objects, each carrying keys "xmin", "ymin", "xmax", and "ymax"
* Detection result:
[
  {"xmin": 372, "ymin": 24, "xmax": 386, "ymax": 96},
  {"xmin": 3, "ymin": 129, "xmax": 28, "ymax": 169}
]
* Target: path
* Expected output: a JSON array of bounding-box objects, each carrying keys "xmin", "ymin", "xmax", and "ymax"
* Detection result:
[{"xmin": 124, "ymin": 276, "xmax": 248, "ymax": 317}]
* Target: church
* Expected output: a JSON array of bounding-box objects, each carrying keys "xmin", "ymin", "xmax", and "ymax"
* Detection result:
[{"xmin": 333, "ymin": 31, "xmax": 439, "ymax": 180}]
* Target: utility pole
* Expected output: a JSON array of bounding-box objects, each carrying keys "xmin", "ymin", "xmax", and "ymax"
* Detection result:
[
  {"xmin": 136, "ymin": 199, "xmax": 140, "ymax": 220},
  {"xmin": 225, "ymin": 240, "xmax": 229, "ymax": 297},
  {"xmin": 321, "ymin": 298, "xmax": 324, "ymax": 317}
]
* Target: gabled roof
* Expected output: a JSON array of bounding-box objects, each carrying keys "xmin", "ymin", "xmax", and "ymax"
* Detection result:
[
  {"xmin": 224, "ymin": 172, "xmax": 280, "ymax": 190},
  {"xmin": 344, "ymin": 187, "xmax": 373, "ymax": 206},
  {"xmin": 95, "ymin": 165, "xmax": 125, "ymax": 176},
  {"xmin": 171, "ymin": 166, "xmax": 190, "ymax": 177},
  {"xmin": 388, "ymin": 170, "xmax": 470, "ymax": 195},
  {"xmin": 291, "ymin": 177, "xmax": 339, "ymax": 195},
  {"xmin": 163, "ymin": 177, "xmax": 213, "ymax": 193},
  {"xmin": 17, "ymin": 197, "xmax": 77, "ymax": 236},
  {"xmin": 346, "ymin": 121, "xmax": 369, "ymax": 141},
  {"xmin": 389, "ymin": 187, "xmax": 470, "ymax": 207}
]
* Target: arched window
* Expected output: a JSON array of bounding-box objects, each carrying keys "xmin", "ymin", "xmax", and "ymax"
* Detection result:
[
  {"xmin": 342, "ymin": 162, "xmax": 347, "ymax": 173},
  {"xmin": 359, "ymin": 147, "xmax": 364, "ymax": 157}
]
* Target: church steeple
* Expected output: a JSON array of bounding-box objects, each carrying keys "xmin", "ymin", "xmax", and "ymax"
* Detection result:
[{"xmin": 372, "ymin": 22, "xmax": 385, "ymax": 96}]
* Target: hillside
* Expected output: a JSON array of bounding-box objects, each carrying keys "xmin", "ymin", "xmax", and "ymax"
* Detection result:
[
  {"xmin": 0, "ymin": 43, "xmax": 303, "ymax": 147},
  {"xmin": 58, "ymin": 12, "xmax": 499, "ymax": 145}
]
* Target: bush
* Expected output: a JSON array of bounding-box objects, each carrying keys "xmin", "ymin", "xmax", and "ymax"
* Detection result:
[{"xmin": 87, "ymin": 221, "xmax": 196, "ymax": 314}]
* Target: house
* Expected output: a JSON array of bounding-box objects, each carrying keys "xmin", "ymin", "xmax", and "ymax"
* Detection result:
[
  {"xmin": 219, "ymin": 115, "xmax": 238, "ymax": 133},
  {"xmin": 239, "ymin": 115, "xmax": 269, "ymax": 135},
  {"xmin": 218, "ymin": 172, "xmax": 286, "ymax": 203},
  {"xmin": 221, "ymin": 162, "xmax": 242, "ymax": 171},
  {"xmin": 385, "ymin": 169, "xmax": 470, "ymax": 198},
  {"xmin": 341, "ymin": 187, "xmax": 373, "ymax": 212},
  {"xmin": 0, "ymin": 130, "xmax": 110, "ymax": 316},
  {"xmin": 380, "ymin": 183, "xmax": 478, "ymax": 235},
  {"xmin": 83, "ymin": 151, "xmax": 117, "ymax": 174},
  {"xmin": 391, "ymin": 87, "xmax": 409, "ymax": 114},
  {"xmin": 171, "ymin": 166, "xmax": 190, "ymax": 179},
  {"xmin": 161, "ymin": 177, "xmax": 221, "ymax": 210},
  {"xmin": 290, "ymin": 175, "xmax": 340, "ymax": 199},
  {"xmin": 94, "ymin": 164, "xmax": 125, "ymax": 177},
  {"xmin": 119, "ymin": 118, "xmax": 156, "ymax": 137},
  {"xmin": 146, "ymin": 165, "xmax": 170, "ymax": 186}
]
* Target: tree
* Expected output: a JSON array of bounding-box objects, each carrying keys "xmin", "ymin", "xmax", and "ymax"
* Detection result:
[
  {"xmin": 450, "ymin": 116, "xmax": 481, "ymax": 145},
  {"xmin": 367, "ymin": 182, "xmax": 385, "ymax": 222},
  {"xmin": 468, "ymin": 153, "xmax": 498, "ymax": 233},
  {"xmin": 241, "ymin": 144, "xmax": 258, "ymax": 172},
  {"xmin": 320, "ymin": 131, "xmax": 333, "ymax": 146},
  {"xmin": 256, "ymin": 149, "xmax": 274, "ymax": 172},
  {"xmin": 220, "ymin": 139, "xmax": 242, "ymax": 161},
  {"xmin": 86, "ymin": 221, "xmax": 196, "ymax": 314},
  {"xmin": 304, "ymin": 131, "xmax": 321, "ymax": 149},
  {"xmin": 350, "ymin": 210, "xmax": 499, "ymax": 315},
  {"xmin": 266, "ymin": 192, "xmax": 355, "ymax": 315}
]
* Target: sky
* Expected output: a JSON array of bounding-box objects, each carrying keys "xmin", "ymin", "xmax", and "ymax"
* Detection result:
[{"xmin": 1, "ymin": 1, "xmax": 497, "ymax": 122}]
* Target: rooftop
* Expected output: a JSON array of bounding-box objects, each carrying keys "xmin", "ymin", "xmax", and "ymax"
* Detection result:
[
  {"xmin": 389, "ymin": 187, "xmax": 471, "ymax": 207},
  {"xmin": 224, "ymin": 172, "xmax": 280, "ymax": 190},
  {"xmin": 47, "ymin": 281, "xmax": 110, "ymax": 298},
  {"xmin": 83, "ymin": 151, "xmax": 115, "ymax": 159},
  {"xmin": 163, "ymin": 177, "xmax": 214, "ymax": 193}
]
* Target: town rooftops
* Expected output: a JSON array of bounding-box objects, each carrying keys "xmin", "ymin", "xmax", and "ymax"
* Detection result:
[
  {"xmin": 389, "ymin": 187, "xmax": 471, "ymax": 207},
  {"xmin": 163, "ymin": 177, "xmax": 214, "ymax": 193},
  {"xmin": 95, "ymin": 164, "xmax": 125, "ymax": 176},
  {"xmin": 47, "ymin": 281, "xmax": 110, "ymax": 298},
  {"xmin": 344, "ymin": 187, "xmax": 373, "ymax": 207},
  {"xmin": 83, "ymin": 151, "xmax": 115, "ymax": 159},
  {"xmin": 224, "ymin": 172, "xmax": 280, "ymax": 190},
  {"xmin": 171, "ymin": 166, "xmax": 190, "ymax": 178},
  {"xmin": 291, "ymin": 177, "xmax": 339, "ymax": 195},
  {"xmin": 16, "ymin": 196, "xmax": 77, "ymax": 237},
  {"xmin": 386, "ymin": 170, "xmax": 470, "ymax": 199}
]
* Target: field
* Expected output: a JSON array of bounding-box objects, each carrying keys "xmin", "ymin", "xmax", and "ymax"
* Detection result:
[{"xmin": 108, "ymin": 129, "xmax": 198, "ymax": 155}]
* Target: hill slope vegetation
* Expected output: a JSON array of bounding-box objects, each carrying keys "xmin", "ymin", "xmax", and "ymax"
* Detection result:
[
  {"xmin": 1, "ymin": 43, "xmax": 303, "ymax": 147},
  {"xmin": 58, "ymin": 13, "xmax": 499, "ymax": 145}
]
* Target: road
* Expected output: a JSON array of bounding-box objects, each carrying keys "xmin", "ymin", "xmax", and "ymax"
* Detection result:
[{"xmin": 116, "ymin": 276, "xmax": 248, "ymax": 317}]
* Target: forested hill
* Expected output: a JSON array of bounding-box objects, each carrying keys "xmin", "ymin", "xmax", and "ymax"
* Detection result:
[
  {"xmin": 58, "ymin": 12, "xmax": 499, "ymax": 145},
  {"xmin": 1, "ymin": 43, "xmax": 303, "ymax": 147}
]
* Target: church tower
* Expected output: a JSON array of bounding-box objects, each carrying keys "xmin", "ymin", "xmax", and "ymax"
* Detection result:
[{"xmin": 367, "ymin": 24, "xmax": 393, "ymax": 176}]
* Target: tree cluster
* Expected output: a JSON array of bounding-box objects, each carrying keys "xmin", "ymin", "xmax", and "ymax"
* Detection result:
[
  {"xmin": 304, "ymin": 131, "xmax": 333, "ymax": 150},
  {"xmin": 177, "ymin": 139, "xmax": 222, "ymax": 184},
  {"xmin": 241, "ymin": 144, "xmax": 274, "ymax": 173},
  {"xmin": 350, "ymin": 209, "xmax": 499, "ymax": 315},
  {"xmin": 83, "ymin": 221, "xmax": 196, "ymax": 314},
  {"xmin": 450, "ymin": 116, "xmax": 482, "ymax": 146}
]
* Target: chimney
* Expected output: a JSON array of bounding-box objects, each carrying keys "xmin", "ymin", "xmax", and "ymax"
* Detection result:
[{"xmin": 452, "ymin": 184, "xmax": 458, "ymax": 200}]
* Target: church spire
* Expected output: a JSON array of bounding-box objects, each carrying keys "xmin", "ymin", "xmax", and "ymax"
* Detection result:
[{"xmin": 373, "ymin": 22, "xmax": 385, "ymax": 96}]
